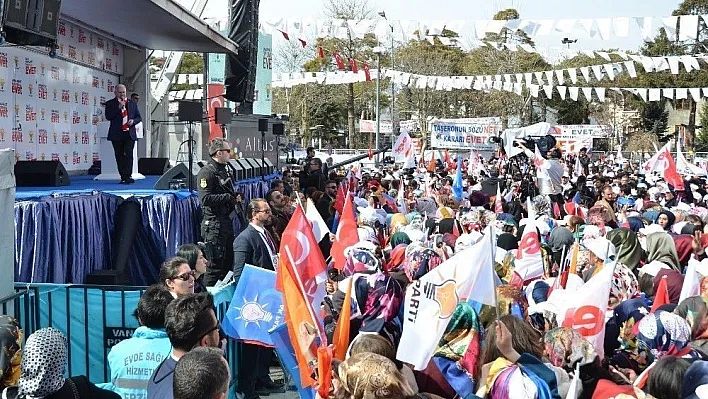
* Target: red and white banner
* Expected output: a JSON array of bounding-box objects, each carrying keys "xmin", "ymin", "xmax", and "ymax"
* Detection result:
[
  {"xmin": 391, "ymin": 130, "xmax": 412, "ymax": 160},
  {"xmin": 0, "ymin": 34, "xmax": 118, "ymax": 170}
]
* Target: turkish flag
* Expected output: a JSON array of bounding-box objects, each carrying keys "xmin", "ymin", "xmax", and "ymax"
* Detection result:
[
  {"xmin": 331, "ymin": 193, "xmax": 358, "ymax": 271},
  {"xmin": 650, "ymin": 275, "xmax": 670, "ymax": 313},
  {"xmin": 660, "ymin": 149, "xmax": 685, "ymax": 191},
  {"xmin": 334, "ymin": 52, "xmax": 346, "ymax": 70},
  {"xmin": 333, "ymin": 181, "xmax": 346, "ymax": 214},
  {"xmin": 362, "ymin": 62, "xmax": 371, "ymax": 81},
  {"xmin": 317, "ymin": 47, "xmax": 325, "ymax": 58},
  {"xmin": 368, "ymin": 147, "xmax": 374, "ymax": 160},
  {"xmin": 277, "ymin": 207, "xmax": 328, "ymax": 309},
  {"xmin": 298, "ymin": 38, "xmax": 307, "ymax": 47},
  {"xmin": 349, "ymin": 58, "xmax": 358, "ymax": 73},
  {"xmin": 279, "ymin": 30, "xmax": 290, "ymax": 40}
]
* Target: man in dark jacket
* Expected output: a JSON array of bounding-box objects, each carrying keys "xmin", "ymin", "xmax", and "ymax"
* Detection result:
[
  {"xmin": 232, "ymin": 199, "xmax": 281, "ymax": 398},
  {"xmin": 104, "ymin": 84, "xmax": 141, "ymax": 183},
  {"xmin": 197, "ymin": 138, "xmax": 238, "ymax": 286}
]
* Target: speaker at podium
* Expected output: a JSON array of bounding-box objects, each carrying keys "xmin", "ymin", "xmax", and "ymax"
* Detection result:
[{"xmin": 94, "ymin": 121, "xmax": 145, "ymax": 181}]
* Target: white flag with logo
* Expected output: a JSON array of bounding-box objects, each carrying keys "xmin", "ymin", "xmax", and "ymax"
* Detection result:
[
  {"xmin": 546, "ymin": 263, "xmax": 614, "ymax": 359},
  {"xmin": 391, "ymin": 130, "xmax": 412, "ymax": 160},
  {"xmin": 396, "ymin": 230, "xmax": 498, "ymax": 370},
  {"xmin": 509, "ymin": 227, "xmax": 544, "ymax": 287}
]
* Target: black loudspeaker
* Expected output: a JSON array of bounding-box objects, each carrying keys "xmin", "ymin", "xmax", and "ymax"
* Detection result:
[
  {"xmin": 138, "ymin": 158, "xmax": 170, "ymax": 175},
  {"xmin": 224, "ymin": 0, "xmax": 260, "ymax": 113},
  {"xmin": 258, "ymin": 118, "xmax": 268, "ymax": 132},
  {"xmin": 273, "ymin": 123, "xmax": 284, "ymax": 136},
  {"xmin": 3, "ymin": 0, "xmax": 61, "ymax": 47},
  {"xmin": 215, "ymin": 107, "xmax": 231, "ymax": 125},
  {"xmin": 178, "ymin": 101, "xmax": 203, "ymax": 122},
  {"xmin": 15, "ymin": 160, "xmax": 70, "ymax": 186},
  {"xmin": 153, "ymin": 162, "xmax": 201, "ymax": 190},
  {"xmin": 228, "ymin": 159, "xmax": 245, "ymax": 180}
]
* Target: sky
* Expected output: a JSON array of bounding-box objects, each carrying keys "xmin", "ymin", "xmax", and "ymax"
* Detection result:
[{"xmin": 198, "ymin": 0, "xmax": 682, "ymax": 55}]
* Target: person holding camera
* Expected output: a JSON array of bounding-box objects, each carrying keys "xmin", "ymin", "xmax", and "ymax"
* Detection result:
[{"xmin": 197, "ymin": 138, "xmax": 238, "ymax": 286}]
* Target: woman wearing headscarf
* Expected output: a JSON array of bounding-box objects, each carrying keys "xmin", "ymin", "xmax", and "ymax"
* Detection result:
[
  {"xmin": 644, "ymin": 232, "xmax": 682, "ymax": 271},
  {"xmin": 544, "ymin": 327, "xmax": 615, "ymax": 399},
  {"xmin": 2, "ymin": 328, "xmax": 119, "ymax": 399},
  {"xmin": 657, "ymin": 210, "xmax": 676, "ymax": 232},
  {"xmin": 389, "ymin": 231, "xmax": 411, "ymax": 248},
  {"xmin": 673, "ymin": 234, "xmax": 695, "ymax": 269},
  {"xmin": 416, "ymin": 303, "xmax": 483, "ymax": 399},
  {"xmin": 350, "ymin": 244, "xmax": 405, "ymax": 346},
  {"xmin": 682, "ymin": 360, "xmax": 708, "ymax": 399},
  {"xmin": 336, "ymin": 353, "xmax": 417, "ymax": 399},
  {"xmin": 404, "ymin": 243, "xmax": 443, "ymax": 282},
  {"xmin": 384, "ymin": 244, "xmax": 410, "ymax": 288},
  {"xmin": 652, "ymin": 269, "xmax": 684, "ymax": 305},
  {"xmin": 605, "ymin": 298, "xmax": 653, "ymax": 375},
  {"xmin": 626, "ymin": 216, "xmax": 645, "ymax": 234},
  {"xmin": 633, "ymin": 310, "xmax": 701, "ymax": 389},
  {"xmin": 675, "ymin": 296, "xmax": 708, "ymax": 356},
  {"xmin": 609, "ymin": 263, "xmax": 640, "ymax": 308},
  {"xmin": 0, "ymin": 316, "xmax": 22, "ymax": 391},
  {"xmin": 606, "ymin": 228, "xmax": 643, "ymax": 270}
]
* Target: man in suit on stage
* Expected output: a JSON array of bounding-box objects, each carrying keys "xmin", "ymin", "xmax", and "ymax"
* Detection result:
[
  {"xmin": 233, "ymin": 198, "xmax": 282, "ymax": 398},
  {"xmin": 105, "ymin": 84, "xmax": 141, "ymax": 184}
]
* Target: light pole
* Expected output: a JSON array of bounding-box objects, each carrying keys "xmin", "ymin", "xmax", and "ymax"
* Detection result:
[
  {"xmin": 373, "ymin": 48, "xmax": 383, "ymax": 161},
  {"xmin": 378, "ymin": 11, "xmax": 395, "ymax": 136}
]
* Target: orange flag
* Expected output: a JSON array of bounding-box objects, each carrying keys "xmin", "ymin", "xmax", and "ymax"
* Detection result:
[
  {"xmin": 276, "ymin": 249, "xmax": 320, "ymax": 387},
  {"xmin": 568, "ymin": 241, "xmax": 579, "ymax": 275},
  {"xmin": 331, "ymin": 193, "xmax": 358, "ymax": 272},
  {"xmin": 332, "ymin": 278, "xmax": 353, "ymax": 361},
  {"xmin": 427, "ymin": 155, "xmax": 436, "ymax": 172},
  {"xmin": 650, "ymin": 275, "xmax": 670, "ymax": 313},
  {"xmin": 317, "ymin": 345, "xmax": 333, "ymax": 397}
]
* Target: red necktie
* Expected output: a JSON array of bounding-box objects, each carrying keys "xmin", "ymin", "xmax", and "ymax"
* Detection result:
[{"xmin": 263, "ymin": 230, "xmax": 276, "ymax": 252}]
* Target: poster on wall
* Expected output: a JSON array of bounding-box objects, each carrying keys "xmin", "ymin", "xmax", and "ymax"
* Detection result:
[
  {"xmin": 429, "ymin": 117, "xmax": 502, "ymax": 151},
  {"xmin": 0, "ymin": 46, "xmax": 118, "ymax": 170}
]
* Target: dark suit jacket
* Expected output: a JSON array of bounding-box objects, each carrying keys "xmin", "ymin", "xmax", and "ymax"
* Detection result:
[
  {"xmin": 233, "ymin": 224, "xmax": 275, "ymax": 284},
  {"xmin": 104, "ymin": 98, "xmax": 142, "ymax": 141}
]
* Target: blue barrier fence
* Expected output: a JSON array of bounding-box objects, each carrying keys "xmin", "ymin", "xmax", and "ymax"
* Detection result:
[{"xmin": 1, "ymin": 283, "xmax": 241, "ymax": 391}]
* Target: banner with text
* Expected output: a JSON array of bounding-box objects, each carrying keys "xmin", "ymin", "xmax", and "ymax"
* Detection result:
[
  {"xmin": 429, "ymin": 117, "xmax": 501, "ymax": 151},
  {"xmin": 0, "ymin": 45, "xmax": 116, "ymax": 170},
  {"xmin": 551, "ymin": 125, "xmax": 611, "ymax": 138}
]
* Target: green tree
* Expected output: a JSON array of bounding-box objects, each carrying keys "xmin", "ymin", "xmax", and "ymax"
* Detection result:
[
  {"xmin": 172, "ymin": 53, "xmax": 204, "ymax": 91},
  {"xmin": 640, "ymin": 100, "xmax": 670, "ymax": 140}
]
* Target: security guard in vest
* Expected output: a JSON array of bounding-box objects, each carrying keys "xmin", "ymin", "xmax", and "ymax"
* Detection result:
[{"xmin": 197, "ymin": 138, "xmax": 237, "ymax": 286}]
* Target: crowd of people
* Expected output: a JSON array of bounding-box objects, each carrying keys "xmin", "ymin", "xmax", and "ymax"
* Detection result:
[{"xmin": 4, "ymin": 141, "xmax": 708, "ymax": 399}]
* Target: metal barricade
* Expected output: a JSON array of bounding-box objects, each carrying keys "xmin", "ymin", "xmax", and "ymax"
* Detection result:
[{"xmin": 3, "ymin": 283, "xmax": 239, "ymax": 387}]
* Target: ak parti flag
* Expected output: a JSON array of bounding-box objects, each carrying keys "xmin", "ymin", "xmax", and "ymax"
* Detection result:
[
  {"xmin": 332, "ymin": 278, "xmax": 353, "ymax": 361},
  {"xmin": 651, "ymin": 275, "xmax": 670, "ymax": 313},
  {"xmin": 331, "ymin": 193, "xmax": 358, "ymax": 272},
  {"xmin": 333, "ymin": 181, "xmax": 347, "ymax": 214}
]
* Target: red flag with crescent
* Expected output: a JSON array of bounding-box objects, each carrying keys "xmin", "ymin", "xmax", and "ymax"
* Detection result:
[
  {"xmin": 276, "ymin": 206, "xmax": 328, "ymax": 309},
  {"xmin": 331, "ymin": 193, "xmax": 358, "ymax": 271}
]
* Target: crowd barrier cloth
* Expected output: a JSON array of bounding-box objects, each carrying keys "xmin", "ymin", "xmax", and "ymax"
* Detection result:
[{"xmin": 3, "ymin": 282, "xmax": 240, "ymax": 397}]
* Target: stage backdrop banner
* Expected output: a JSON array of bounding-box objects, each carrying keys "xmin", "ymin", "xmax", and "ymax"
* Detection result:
[
  {"xmin": 0, "ymin": 45, "xmax": 116, "ymax": 170},
  {"xmin": 429, "ymin": 117, "xmax": 501, "ymax": 151}
]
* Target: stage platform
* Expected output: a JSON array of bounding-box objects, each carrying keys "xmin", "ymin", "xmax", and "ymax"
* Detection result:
[
  {"xmin": 14, "ymin": 173, "xmax": 278, "ymax": 286},
  {"xmin": 15, "ymin": 175, "xmax": 188, "ymax": 201}
]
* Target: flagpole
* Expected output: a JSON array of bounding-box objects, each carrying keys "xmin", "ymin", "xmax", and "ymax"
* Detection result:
[{"xmin": 490, "ymin": 227, "xmax": 501, "ymax": 320}]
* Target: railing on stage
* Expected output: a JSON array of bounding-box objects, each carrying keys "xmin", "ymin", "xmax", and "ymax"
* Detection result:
[{"xmin": 0, "ymin": 283, "xmax": 239, "ymax": 388}]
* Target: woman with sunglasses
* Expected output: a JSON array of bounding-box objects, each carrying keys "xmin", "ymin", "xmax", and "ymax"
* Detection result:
[
  {"xmin": 158, "ymin": 257, "xmax": 195, "ymax": 298},
  {"xmin": 176, "ymin": 244, "xmax": 208, "ymax": 293}
]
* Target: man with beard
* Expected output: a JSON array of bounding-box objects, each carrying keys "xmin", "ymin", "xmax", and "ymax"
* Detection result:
[
  {"xmin": 232, "ymin": 199, "xmax": 282, "ymax": 398},
  {"xmin": 265, "ymin": 189, "xmax": 289, "ymax": 248}
]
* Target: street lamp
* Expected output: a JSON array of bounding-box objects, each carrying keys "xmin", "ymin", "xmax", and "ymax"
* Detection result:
[
  {"xmin": 372, "ymin": 46, "xmax": 385, "ymax": 162},
  {"xmin": 378, "ymin": 11, "xmax": 395, "ymax": 136}
]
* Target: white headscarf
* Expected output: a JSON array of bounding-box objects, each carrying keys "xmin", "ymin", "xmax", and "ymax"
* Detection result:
[{"xmin": 18, "ymin": 328, "xmax": 67, "ymax": 399}]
